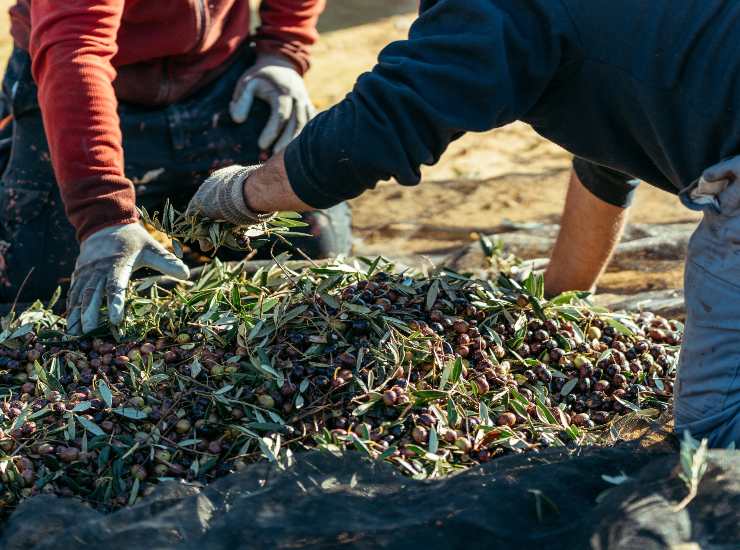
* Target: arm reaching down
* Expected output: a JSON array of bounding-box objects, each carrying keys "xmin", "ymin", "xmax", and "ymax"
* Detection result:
[
  {"xmin": 283, "ymin": 0, "xmax": 576, "ymax": 209},
  {"xmin": 30, "ymin": 1, "xmax": 191, "ymax": 332},
  {"xmin": 544, "ymin": 169, "xmax": 630, "ymax": 297},
  {"xmin": 30, "ymin": 0, "xmax": 136, "ymax": 241},
  {"xmin": 190, "ymin": 1, "xmax": 580, "ymax": 230}
]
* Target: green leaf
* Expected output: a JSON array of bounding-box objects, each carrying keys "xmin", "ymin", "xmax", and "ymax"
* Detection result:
[
  {"xmin": 426, "ymin": 280, "xmax": 440, "ymax": 311},
  {"xmin": 560, "ymin": 377, "xmax": 579, "ymax": 397},
  {"xmin": 257, "ymin": 437, "xmax": 278, "ymax": 462},
  {"xmin": 428, "ymin": 426, "xmax": 439, "ymax": 454},
  {"xmin": 535, "ymin": 398, "xmax": 558, "ymax": 426},
  {"xmin": 378, "ymin": 445, "xmax": 398, "ymax": 460},
  {"xmin": 479, "ymin": 402, "xmax": 491, "ymax": 426},
  {"xmin": 77, "ymin": 415, "xmax": 105, "ymax": 437},
  {"xmin": 344, "ymin": 303, "xmax": 371, "ymax": 315},
  {"xmin": 190, "ymin": 358, "xmax": 202, "ymax": 378},
  {"xmin": 128, "ymin": 478, "xmax": 140, "ymax": 506},
  {"xmin": 320, "ymin": 293, "xmax": 340, "ymax": 310},
  {"xmin": 214, "ymin": 384, "xmax": 234, "ymax": 395},
  {"xmin": 352, "ymin": 396, "xmax": 381, "ymax": 417},
  {"xmin": 98, "ymin": 381, "xmax": 113, "ymax": 409},
  {"xmin": 479, "ymin": 234, "xmax": 495, "ymax": 257},
  {"xmin": 47, "ymin": 286, "xmax": 62, "ymax": 309},
  {"xmin": 8, "ymin": 324, "xmax": 33, "ymax": 340},
  {"xmin": 548, "ymin": 290, "xmax": 590, "ymax": 306},
  {"xmin": 614, "ymin": 395, "xmax": 641, "ymax": 413},
  {"xmin": 447, "ymin": 399, "xmax": 458, "ymax": 428},
  {"xmin": 597, "ymin": 348, "xmax": 613, "ymax": 363},
  {"xmin": 440, "ymin": 356, "xmax": 463, "ymax": 390},
  {"xmin": 413, "ymin": 390, "xmax": 448, "ymax": 401},
  {"xmin": 451, "ymin": 356, "xmax": 463, "ymax": 383},
  {"xmin": 72, "ymin": 402, "xmax": 92, "ymax": 413},
  {"xmin": 606, "ymin": 317, "xmax": 638, "ymax": 337},
  {"xmin": 112, "ymin": 407, "xmax": 148, "ymax": 420}
]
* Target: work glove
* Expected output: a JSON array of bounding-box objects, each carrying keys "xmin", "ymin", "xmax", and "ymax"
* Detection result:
[
  {"xmin": 186, "ymin": 164, "xmax": 272, "ymax": 251},
  {"xmin": 229, "ymin": 53, "xmax": 316, "ymax": 153},
  {"xmin": 690, "ymin": 156, "xmax": 740, "ymax": 207},
  {"xmin": 66, "ymin": 223, "xmax": 190, "ymax": 335}
]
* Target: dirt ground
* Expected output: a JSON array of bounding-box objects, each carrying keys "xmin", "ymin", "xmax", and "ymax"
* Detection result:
[{"xmin": 0, "ymin": 0, "xmax": 700, "ymax": 296}]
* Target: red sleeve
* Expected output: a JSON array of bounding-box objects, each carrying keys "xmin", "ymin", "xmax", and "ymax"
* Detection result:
[
  {"xmin": 255, "ymin": 0, "xmax": 326, "ymax": 75},
  {"xmin": 29, "ymin": 0, "xmax": 137, "ymax": 242}
]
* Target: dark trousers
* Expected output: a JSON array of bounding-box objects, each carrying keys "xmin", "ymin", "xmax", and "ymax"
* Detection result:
[{"xmin": 0, "ymin": 47, "xmax": 351, "ymax": 305}]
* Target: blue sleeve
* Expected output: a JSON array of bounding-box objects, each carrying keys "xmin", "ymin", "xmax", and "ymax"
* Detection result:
[
  {"xmin": 285, "ymin": 0, "xmax": 575, "ymax": 208},
  {"xmin": 572, "ymin": 157, "xmax": 640, "ymax": 208}
]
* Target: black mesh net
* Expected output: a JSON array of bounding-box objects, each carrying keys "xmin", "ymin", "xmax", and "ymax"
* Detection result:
[{"xmin": 1, "ymin": 439, "xmax": 738, "ymax": 550}]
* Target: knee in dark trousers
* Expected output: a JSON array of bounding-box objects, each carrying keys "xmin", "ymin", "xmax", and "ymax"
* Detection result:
[
  {"xmin": 0, "ymin": 48, "xmax": 77, "ymax": 304},
  {"xmin": 0, "ymin": 46, "xmax": 352, "ymax": 307}
]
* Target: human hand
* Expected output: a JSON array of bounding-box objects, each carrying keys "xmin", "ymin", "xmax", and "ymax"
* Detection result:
[
  {"xmin": 67, "ymin": 223, "xmax": 190, "ymax": 334},
  {"xmin": 230, "ymin": 53, "xmax": 316, "ymax": 153}
]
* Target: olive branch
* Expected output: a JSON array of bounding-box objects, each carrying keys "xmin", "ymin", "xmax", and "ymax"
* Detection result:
[
  {"xmin": 138, "ymin": 200, "xmax": 309, "ymax": 254},
  {"xmin": 674, "ymin": 431, "xmax": 709, "ymax": 512}
]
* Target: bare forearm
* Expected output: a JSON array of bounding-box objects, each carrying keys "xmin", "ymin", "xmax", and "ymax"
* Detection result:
[
  {"xmin": 243, "ymin": 151, "xmax": 314, "ymax": 213},
  {"xmin": 544, "ymin": 169, "xmax": 629, "ymax": 296}
]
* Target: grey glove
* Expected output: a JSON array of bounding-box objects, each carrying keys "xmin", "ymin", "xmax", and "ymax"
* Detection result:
[
  {"xmin": 690, "ymin": 156, "xmax": 740, "ymax": 208},
  {"xmin": 67, "ymin": 223, "xmax": 190, "ymax": 335},
  {"xmin": 185, "ymin": 164, "xmax": 266, "ymax": 225},
  {"xmin": 702, "ymin": 155, "xmax": 740, "ymax": 183},
  {"xmin": 230, "ymin": 53, "xmax": 316, "ymax": 153}
]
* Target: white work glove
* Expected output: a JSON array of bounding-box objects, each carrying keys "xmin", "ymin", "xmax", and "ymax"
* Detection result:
[
  {"xmin": 186, "ymin": 165, "xmax": 265, "ymax": 225},
  {"xmin": 186, "ymin": 165, "xmax": 273, "ymax": 251},
  {"xmin": 702, "ymin": 156, "xmax": 740, "ymax": 185},
  {"xmin": 66, "ymin": 223, "xmax": 190, "ymax": 335},
  {"xmin": 691, "ymin": 156, "xmax": 740, "ymax": 207},
  {"xmin": 230, "ymin": 53, "xmax": 316, "ymax": 153}
]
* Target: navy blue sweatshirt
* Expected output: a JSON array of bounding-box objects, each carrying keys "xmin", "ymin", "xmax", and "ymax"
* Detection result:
[{"xmin": 285, "ymin": 0, "xmax": 740, "ymax": 209}]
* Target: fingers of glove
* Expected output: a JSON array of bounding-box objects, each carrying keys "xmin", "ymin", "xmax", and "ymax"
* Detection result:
[
  {"xmin": 231, "ymin": 74, "xmax": 249, "ymax": 103},
  {"xmin": 258, "ymin": 93, "xmax": 293, "ymax": 151},
  {"xmin": 295, "ymin": 102, "xmax": 309, "ymax": 133},
  {"xmin": 272, "ymin": 102, "xmax": 300, "ymax": 153},
  {"xmin": 703, "ymin": 157, "xmax": 740, "ymax": 182},
  {"xmin": 67, "ymin": 307, "xmax": 82, "ymax": 336},
  {"xmin": 230, "ymin": 78, "xmax": 260, "ymax": 123},
  {"xmin": 66, "ymin": 271, "xmax": 91, "ymax": 335},
  {"xmin": 81, "ymin": 277, "xmax": 106, "ymax": 334},
  {"xmin": 140, "ymin": 246, "xmax": 191, "ymax": 280},
  {"xmin": 106, "ymin": 262, "xmax": 133, "ymax": 327},
  {"xmin": 185, "ymin": 190, "xmax": 203, "ymax": 218},
  {"xmin": 306, "ymin": 101, "xmax": 317, "ymax": 121}
]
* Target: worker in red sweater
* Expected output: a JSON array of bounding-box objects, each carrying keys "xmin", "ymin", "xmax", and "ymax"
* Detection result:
[{"xmin": 0, "ymin": 0, "xmax": 351, "ymax": 332}]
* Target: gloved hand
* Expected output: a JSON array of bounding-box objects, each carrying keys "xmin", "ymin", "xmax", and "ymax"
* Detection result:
[
  {"xmin": 186, "ymin": 165, "xmax": 265, "ymax": 225},
  {"xmin": 186, "ymin": 164, "xmax": 272, "ymax": 251},
  {"xmin": 66, "ymin": 223, "xmax": 190, "ymax": 335},
  {"xmin": 690, "ymin": 156, "xmax": 740, "ymax": 207},
  {"xmin": 702, "ymin": 155, "xmax": 740, "ymax": 183},
  {"xmin": 230, "ymin": 53, "xmax": 316, "ymax": 153}
]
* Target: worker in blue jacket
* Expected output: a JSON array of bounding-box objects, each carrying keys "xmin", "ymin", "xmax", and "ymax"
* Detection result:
[{"xmin": 93, "ymin": 0, "xmax": 740, "ymax": 446}]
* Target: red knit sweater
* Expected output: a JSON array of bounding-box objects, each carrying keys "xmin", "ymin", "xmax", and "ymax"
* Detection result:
[{"xmin": 9, "ymin": 0, "xmax": 324, "ymax": 240}]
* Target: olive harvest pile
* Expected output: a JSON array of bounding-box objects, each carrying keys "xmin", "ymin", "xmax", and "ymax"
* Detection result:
[{"xmin": 0, "ymin": 258, "xmax": 681, "ymax": 516}]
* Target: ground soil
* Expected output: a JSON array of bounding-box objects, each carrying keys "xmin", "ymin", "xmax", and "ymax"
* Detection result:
[{"xmin": 0, "ymin": 0, "xmax": 700, "ymax": 297}]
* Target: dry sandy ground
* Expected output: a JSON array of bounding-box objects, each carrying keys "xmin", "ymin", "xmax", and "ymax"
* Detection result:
[{"xmin": 0, "ymin": 1, "xmax": 700, "ymax": 295}]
